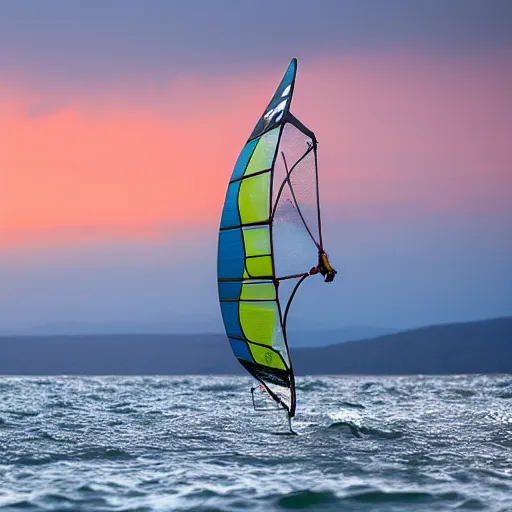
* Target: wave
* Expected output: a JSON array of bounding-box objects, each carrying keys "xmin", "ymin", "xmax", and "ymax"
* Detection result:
[
  {"xmin": 449, "ymin": 388, "xmax": 477, "ymax": 398},
  {"xmin": 274, "ymin": 488, "xmax": 461, "ymax": 509},
  {"xmin": 295, "ymin": 380, "xmax": 331, "ymax": 391},
  {"xmin": 108, "ymin": 406, "xmax": 137, "ymax": 414},
  {"xmin": 1, "ymin": 409, "xmax": 40, "ymax": 417},
  {"xmin": 0, "ymin": 491, "xmax": 110, "ymax": 511},
  {"xmin": 9, "ymin": 447, "xmax": 134, "ymax": 466},
  {"xmin": 327, "ymin": 420, "xmax": 363, "ymax": 437},
  {"xmin": 276, "ymin": 490, "xmax": 339, "ymax": 508},
  {"xmin": 343, "ymin": 489, "xmax": 461, "ymax": 505},
  {"xmin": 197, "ymin": 383, "xmax": 242, "ymax": 392},
  {"xmin": 340, "ymin": 400, "xmax": 365, "ymax": 409},
  {"xmin": 0, "ymin": 499, "xmax": 34, "ymax": 510},
  {"xmin": 327, "ymin": 421, "xmax": 403, "ymax": 439}
]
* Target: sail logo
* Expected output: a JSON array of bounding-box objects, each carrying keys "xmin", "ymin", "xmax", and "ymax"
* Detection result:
[{"xmin": 263, "ymin": 99, "xmax": 287, "ymax": 127}]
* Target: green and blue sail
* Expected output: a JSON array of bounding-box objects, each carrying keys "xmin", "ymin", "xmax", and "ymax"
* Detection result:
[{"xmin": 217, "ymin": 58, "xmax": 328, "ymax": 417}]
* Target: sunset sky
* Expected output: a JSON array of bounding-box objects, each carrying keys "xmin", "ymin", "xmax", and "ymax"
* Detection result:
[{"xmin": 1, "ymin": 0, "xmax": 511, "ymax": 334}]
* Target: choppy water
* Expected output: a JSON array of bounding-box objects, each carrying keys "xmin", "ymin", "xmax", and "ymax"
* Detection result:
[{"xmin": 0, "ymin": 375, "xmax": 511, "ymax": 511}]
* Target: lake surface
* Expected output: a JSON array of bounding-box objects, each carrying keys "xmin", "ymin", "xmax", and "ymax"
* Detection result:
[{"xmin": 0, "ymin": 375, "xmax": 511, "ymax": 511}]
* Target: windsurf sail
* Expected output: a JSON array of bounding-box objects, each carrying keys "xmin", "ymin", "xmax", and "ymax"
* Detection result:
[{"xmin": 217, "ymin": 58, "xmax": 336, "ymax": 418}]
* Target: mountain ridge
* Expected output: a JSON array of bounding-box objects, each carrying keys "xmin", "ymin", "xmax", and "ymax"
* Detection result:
[
  {"xmin": 0, "ymin": 316, "xmax": 510, "ymax": 375},
  {"xmin": 0, "ymin": 323, "xmax": 397, "ymax": 347}
]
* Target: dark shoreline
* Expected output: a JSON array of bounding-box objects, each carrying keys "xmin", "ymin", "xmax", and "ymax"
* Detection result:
[{"xmin": 1, "ymin": 317, "xmax": 510, "ymax": 375}]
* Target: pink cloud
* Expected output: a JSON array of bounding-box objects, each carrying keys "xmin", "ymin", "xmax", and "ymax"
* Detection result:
[{"xmin": 1, "ymin": 52, "xmax": 511, "ymax": 249}]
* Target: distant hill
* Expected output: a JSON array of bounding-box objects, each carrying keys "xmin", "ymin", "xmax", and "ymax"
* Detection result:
[
  {"xmin": 0, "ymin": 317, "xmax": 510, "ymax": 375},
  {"xmin": 287, "ymin": 326, "xmax": 398, "ymax": 348},
  {"xmin": 0, "ymin": 334, "xmax": 235, "ymax": 376},
  {"xmin": 0, "ymin": 322, "xmax": 396, "ymax": 348},
  {"xmin": 293, "ymin": 316, "xmax": 512, "ymax": 375}
]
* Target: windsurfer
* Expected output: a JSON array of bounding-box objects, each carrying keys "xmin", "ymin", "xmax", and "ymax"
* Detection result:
[{"xmin": 310, "ymin": 251, "xmax": 337, "ymax": 282}]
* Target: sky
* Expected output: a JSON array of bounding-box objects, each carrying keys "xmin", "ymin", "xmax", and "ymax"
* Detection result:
[{"xmin": 1, "ymin": 0, "xmax": 511, "ymax": 334}]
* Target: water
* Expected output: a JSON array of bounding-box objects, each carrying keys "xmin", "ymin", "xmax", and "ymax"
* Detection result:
[{"xmin": 0, "ymin": 375, "xmax": 511, "ymax": 511}]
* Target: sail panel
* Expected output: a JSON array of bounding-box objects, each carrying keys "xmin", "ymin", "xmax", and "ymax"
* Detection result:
[
  {"xmin": 217, "ymin": 229, "xmax": 245, "ymax": 279},
  {"xmin": 271, "ymin": 123, "xmax": 320, "ymax": 279},
  {"xmin": 229, "ymin": 337, "xmax": 254, "ymax": 363},
  {"xmin": 240, "ymin": 301, "xmax": 280, "ymax": 345},
  {"xmin": 245, "ymin": 256, "xmax": 273, "ymax": 278},
  {"xmin": 218, "ymin": 281, "xmax": 242, "ymax": 300},
  {"xmin": 247, "ymin": 342, "xmax": 287, "ymax": 371},
  {"xmin": 242, "ymin": 226, "xmax": 271, "ymax": 256},
  {"xmin": 240, "ymin": 360, "xmax": 291, "ymax": 390},
  {"xmin": 238, "ymin": 173, "xmax": 270, "ymax": 224},
  {"xmin": 220, "ymin": 181, "xmax": 241, "ymax": 229},
  {"xmin": 272, "ymin": 122, "xmax": 314, "ymax": 202},
  {"xmin": 240, "ymin": 281, "xmax": 276, "ymax": 301},
  {"xmin": 231, "ymin": 138, "xmax": 259, "ymax": 181},
  {"xmin": 289, "ymin": 148, "xmax": 321, "ymax": 244},
  {"xmin": 244, "ymin": 127, "xmax": 281, "ymax": 177},
  {"xmin": 248, "ymin": 59, "xmax": 297, "ymax": 142},
  {"xmin": 220, "ymin": 302, "xmax": 244, "ymax": 338}
]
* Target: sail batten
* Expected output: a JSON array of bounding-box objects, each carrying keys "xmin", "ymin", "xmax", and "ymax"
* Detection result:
[{"xmin": 217, "ymin": 58, "xmax": 335, "ymax": 419}]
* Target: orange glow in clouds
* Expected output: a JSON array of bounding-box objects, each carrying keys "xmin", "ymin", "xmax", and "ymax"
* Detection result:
[
  {"xmin": 1, "ymin": 53, "xmax": 511, "ymax": 248},
  {"xmin": 1, "ymin": 93, "xmax": 233, "ymax": 243}
]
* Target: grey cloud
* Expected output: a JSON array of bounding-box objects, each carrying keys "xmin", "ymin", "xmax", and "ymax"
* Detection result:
[{"xmin": 1, "ymin": 0, "xmax": 511, "ymax": 88}]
